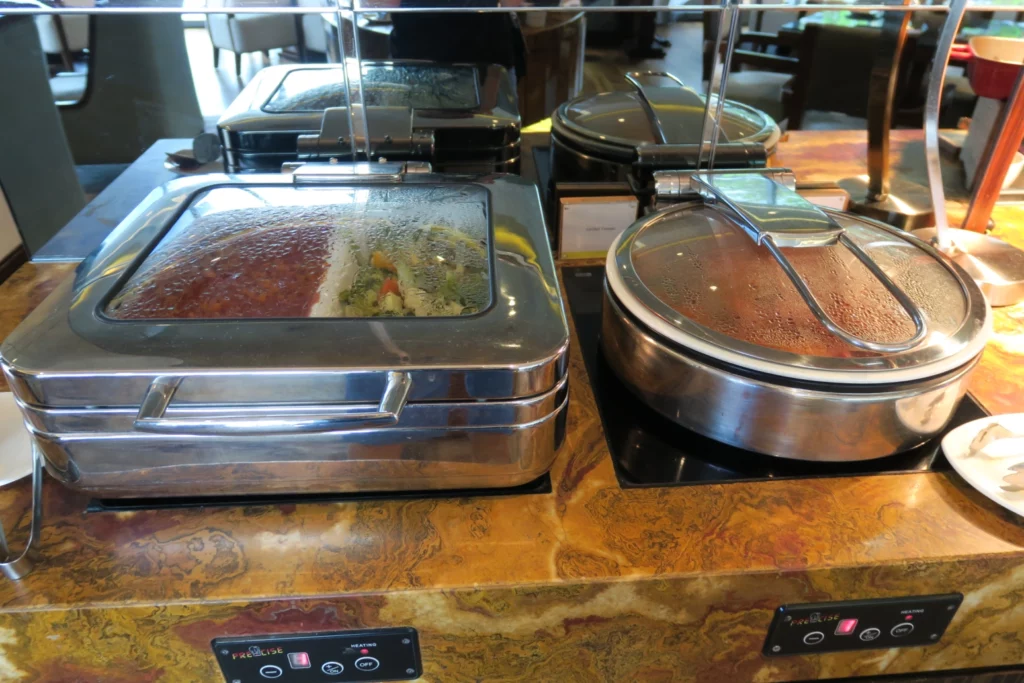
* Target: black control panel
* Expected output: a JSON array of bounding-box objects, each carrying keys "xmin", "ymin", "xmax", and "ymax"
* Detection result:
[
  {"xmin": 212, "ymin": 628, "xmax": 421, "ymax": 682},
  {"xmin": 763, "ymin": 594, "xmax": 962, "ymax": 657}
]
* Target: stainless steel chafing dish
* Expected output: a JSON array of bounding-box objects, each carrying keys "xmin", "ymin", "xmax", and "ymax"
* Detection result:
[
  {"xmin": 0, "ymin": 163, "xmax": 568, "ymax": 497},
  {"xmin": 602, "ymin": 168, "xmax": 990, "ymax": 462},
  {"xmin": 218, "ymin": 61, "xmax": 521, "ymax": 175}
]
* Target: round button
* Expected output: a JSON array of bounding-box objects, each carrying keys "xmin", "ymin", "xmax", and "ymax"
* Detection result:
[
  {"xmin": 322, "ymin": 661, "xmax": 344, "ymax": 675},
  {"xmin": 354, "ymin": 656, "xmax": 381, "ymax": 671},
  {"xmin": 259, "ymin": 665, "xmax": 283, "ymax": 679},
  {"xmin": 803, "ymin": 631, "xmax": 825, "ymax": 645},
  {"xmin": 891, "ymin": 622, "xmax": 915, "ymax": 637},
  {"xmin": 859, "ymin": 627, "xmax": 881, "ymax": 642}
]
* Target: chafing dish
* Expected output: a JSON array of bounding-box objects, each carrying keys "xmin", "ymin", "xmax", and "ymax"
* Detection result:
[
  {"xmin": 550, "ymin": 71, "xmax": 779, "ymax": 188},
  {"xmin": 602, "ymin": 169, "xmax": 990, "ymax": 461},
  {"xmin": 1, "ymin": 163, "xmax": 568, "ymax": 497},
  {"xmin": 218, "ymin": 61, "xmax": 521, "ymax": 174}
]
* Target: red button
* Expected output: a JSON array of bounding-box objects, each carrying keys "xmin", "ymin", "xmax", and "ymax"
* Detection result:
[
  {"xmin": 287, "ymin": 652, "xmax": 311, "ymax": 669},
  {"xmin": 835, "ymin": 618, "xmax": 859, "ymax": 635}
]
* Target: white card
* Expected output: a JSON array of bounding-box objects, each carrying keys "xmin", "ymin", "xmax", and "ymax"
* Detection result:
[{"xmin": 559, "ymin": 196, "xmax": 639, "ymax": 259}]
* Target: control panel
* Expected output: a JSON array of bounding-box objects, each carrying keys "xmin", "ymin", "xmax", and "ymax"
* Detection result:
[
  {"xmin": 212, "ymin": 628, "xmax": 420, "ymax": 682},
  {"xmin": 763, "ymin": 594, "xmax": 962, "ymax": 657}
]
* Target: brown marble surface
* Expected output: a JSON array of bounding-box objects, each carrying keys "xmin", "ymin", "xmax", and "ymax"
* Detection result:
[{"xmin": 0, "ymin": 132, "xmax": 1023, "ymax": 681}]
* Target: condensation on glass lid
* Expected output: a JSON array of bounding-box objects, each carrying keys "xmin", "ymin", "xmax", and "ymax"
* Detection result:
[
  {"xmin": 629, "ymin": 209, "xmax": 967, "ymax": 359},
  {"xmin": 106, "ymin": 185, "xmax": 491, "ymax": 321},
  {"xmin": 264, "ymin": 65, "xmax": 481, "ymax": 113}
]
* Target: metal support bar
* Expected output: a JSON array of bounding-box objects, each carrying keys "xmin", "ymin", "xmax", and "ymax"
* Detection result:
[{"xmin": 0, "ymin": 444, "xmax": 43, "ymax": 581}]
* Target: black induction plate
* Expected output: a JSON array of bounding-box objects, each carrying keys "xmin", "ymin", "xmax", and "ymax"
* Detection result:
[
  {"xmin": 561, "ymin": 264, "xmax": 987, "ymax": 489},
  {"xmin": 87, "ymin": 474, "xmax": 551, "ymax": 512}
]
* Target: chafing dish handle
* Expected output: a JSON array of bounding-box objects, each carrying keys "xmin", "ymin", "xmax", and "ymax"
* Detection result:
[{"xmin": 133, "ymin": 372, "xmax": 413, "ymax": 436}]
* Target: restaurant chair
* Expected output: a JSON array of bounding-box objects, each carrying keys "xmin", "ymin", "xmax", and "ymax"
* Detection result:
[
  {"xmin": 298, "ymin": 0, "xmax": 332, "ymax": 57},
  {"xmin": 59, "ymin": 14, "xmax": 204, "ymax": 165},
  {"xmin": 0, "ymin": 16, "xmax": 86, "ymax": 255},
  {"xmin": 34, "ymin": 15, "xmax": 88, "ymax": 73},
  {"xmin": 786, "ymin": 23, "xmax": 924, "ymax": 130},
  {"xmin": 207, "ymin": 0, "xmax": 299, "ymax": 78},
  {"xmin": 703, "ymin": 12, "xmax": 799, "ymax": 126}
]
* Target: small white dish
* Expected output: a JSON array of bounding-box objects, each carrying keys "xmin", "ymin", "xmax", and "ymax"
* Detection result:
[
  {"xmin": 0, "ymin": 393, "xmax": 32, "ymax": 487},
  {"xmin": 942, "ymin": 413, "xmax": 1024, "ymax": 517}
]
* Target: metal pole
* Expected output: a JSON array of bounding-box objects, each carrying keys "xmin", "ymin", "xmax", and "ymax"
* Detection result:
[{"xmin": 923, "ymin": 0, "xmax": 968, "ymax": 251}]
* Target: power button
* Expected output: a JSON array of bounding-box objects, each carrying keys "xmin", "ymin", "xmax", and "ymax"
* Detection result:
[
  {"xmin": 355, "ymin": 656, "xmax": 381, "ymax": 671},
  {"xmin": 891, "ymin": 622, "xmax": 915, "ymax": 637},
  {"xmin": 803, "ymin": 631, "xmax": 825, "ymax": 645}
]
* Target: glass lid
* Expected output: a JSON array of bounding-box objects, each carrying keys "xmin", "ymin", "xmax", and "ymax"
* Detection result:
[
  {"xmin": 264, "ymin": 64, "xmax": 481, "ymax": 113},
  {"xmin": 107, "ymin": 184, "xmax": 491, "ymax": 321},
  {"xmin": 606, "ymin": 178, "xmax": 990, "ymax": 384},
  {"xmin": 558, "ymin": 76, "xmax": 776, "ymax": 149}
]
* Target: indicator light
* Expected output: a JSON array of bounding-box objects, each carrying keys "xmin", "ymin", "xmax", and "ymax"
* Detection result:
[
  {"xmin": 835, "ymin": 618, "xmax": 859, "ymax": 636},
  {"xmin": 905, "ymin": 615, "xmax": 913, "ymax": 621},
  {"xmin": 287, "ymin": 652, "xmax": 311, "ymax": 669},
  {"xmin": 360, "ymin": 648, "xmax": 370, "ymax": 655}
]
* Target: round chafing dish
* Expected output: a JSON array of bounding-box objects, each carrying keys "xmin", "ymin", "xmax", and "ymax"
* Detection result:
[
  {"xmin": 550, "ymin": 71, "xmax": 780, "ymax": 187},
  {"xmin": 602, "ymin": 170, "xmax": 991, "ymax": 462}
]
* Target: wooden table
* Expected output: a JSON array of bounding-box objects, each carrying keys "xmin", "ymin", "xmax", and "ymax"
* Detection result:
[{"xmin": 0, "ymin": 130, "xmax": 1023, "ymax": 682}]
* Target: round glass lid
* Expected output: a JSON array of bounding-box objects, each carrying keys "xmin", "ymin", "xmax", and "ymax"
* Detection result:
[
  {"xmin": 606, "ymin": 201, "xmax": 991, "ymax": 384},
  {"xmin": 558, "ymin": 84, "xmax": 777, "ymax": 149}
]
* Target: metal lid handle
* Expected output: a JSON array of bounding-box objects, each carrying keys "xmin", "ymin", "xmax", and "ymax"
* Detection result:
[
  {"xmin": 624, "ymin": 71, "xmax": 687, "ymax": 145},
  {"xmin": 761, "ymin": 234, "xmax": 928, "ymax": 353},
  {"xmin": 134, "ymin": 372, "xmax": 412, "ymax": 436},
  {"xmin": 692, "ymin": 171, "xmax": 928, "ymax": 353}
]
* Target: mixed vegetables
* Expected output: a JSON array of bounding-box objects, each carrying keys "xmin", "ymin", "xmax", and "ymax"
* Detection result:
[{"xmin": 338, "ymin": 225, "xmax": 489, "ymax": 317}]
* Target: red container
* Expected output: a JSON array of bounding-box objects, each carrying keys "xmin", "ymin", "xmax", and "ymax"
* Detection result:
[{"xmin": 962, "ymin": 36, "xmax": 1024, "ymax": 100}]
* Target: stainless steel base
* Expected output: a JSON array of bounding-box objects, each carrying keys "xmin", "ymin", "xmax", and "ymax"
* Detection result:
[
  {"xmin": 837, "ymin": 175, "xmax": 935, "ymax": 231},
  {"xmin": 601, "ymin": 283, "xmax": 979, "ymax": 462},
  {"xmin": 22, "ymin": 378, "xmax": 568, "ymax": 497},
  {"xmin": 913, "ymin": 227, "xmax": 1024, "ymax": 307}
]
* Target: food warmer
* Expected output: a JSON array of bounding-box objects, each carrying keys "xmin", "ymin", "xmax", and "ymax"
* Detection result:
[
  {"xmin": 217, "ymin": 61, "xmax": 521, "ymax": 175},
  {"xmin": 0, "ymin": 163, "xmax": 568, "ymax": 498},
  {"xmin": 549, "ymin": 71, "xmax": 779, "ymax": 195},
  {"xmin": 602, "ymin": 168, "xmax": 991, "ymax": 462}
]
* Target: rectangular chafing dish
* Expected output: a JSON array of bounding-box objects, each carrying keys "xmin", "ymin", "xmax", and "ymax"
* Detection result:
[
  {"xmin": 218, "ymin": 61, "xmax": 521, "ymax": 175},
  {"xmin": 0, "ymin": 163, "xmax": 568, "ymax": 497}
]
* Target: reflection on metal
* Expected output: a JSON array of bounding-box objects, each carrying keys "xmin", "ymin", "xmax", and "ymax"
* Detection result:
[
  {"xmin": 914, "ymin": 228, "xmax": 1024, "ymax": 308},
  {"xmin": 920, "ymin": 0, "xmax": 1024, "ymax": 307},
  {"xmin": 838, "ymin": 175, "xmax": 934, "ymax": 230},
  {"xmin": 841, "ymin": 0, "xmax": 934, "ymax": 230},
  {"xmin": 0, "ymin": 444, "xmax": 42, "ymax": 581}
]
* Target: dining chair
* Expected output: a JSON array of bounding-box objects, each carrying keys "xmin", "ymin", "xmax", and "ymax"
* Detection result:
[
  {"xmin": 703, "ymin": 12, "xmax": 800, "ymax": 125},
  {"xmin": 34, "ymin": 15, "xmax": 89, "ymax": 73},
  {"xmin": 207, "ymin": 0, "xmax": 299, "ymax": 78},
  {"xmin": 786, "ymin": 23, "xmax": 922, "ymax": 130}
]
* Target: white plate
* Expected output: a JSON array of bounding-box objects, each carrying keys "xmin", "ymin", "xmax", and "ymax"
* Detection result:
[
  {"xmin": 0, "ymin": 393, "xmax": 32, "ymax": 487},
  {"xmin": 942, "ymin": 413, "xmax": 1024, "ymax": 517}
]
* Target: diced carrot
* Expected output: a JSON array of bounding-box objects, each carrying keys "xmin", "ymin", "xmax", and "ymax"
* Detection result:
[
  {"xmin": 371, "ymin": 251, "xmax": 396, "ymax": 272},
  {"xmin": 378, "ymin": 278, "xmax": 401, "ymax": 301}
]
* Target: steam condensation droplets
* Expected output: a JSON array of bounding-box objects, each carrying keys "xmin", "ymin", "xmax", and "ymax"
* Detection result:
[{"xmin": 630, "ymin": 210, "xmax": 965, "ymax": 360}]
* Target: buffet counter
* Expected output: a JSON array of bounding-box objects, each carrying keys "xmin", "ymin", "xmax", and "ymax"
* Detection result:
[{"xmin": 0, "ymin": 131, "xmax": 1022, "ymax": 682}]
